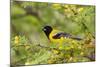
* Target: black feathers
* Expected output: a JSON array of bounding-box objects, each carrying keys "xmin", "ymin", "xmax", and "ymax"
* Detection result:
[
  {"xmin": 52, "ymin": 32, "xmax": 71, "ymax": 39},
  {"xmin": 52, "ymin": 32, "xmax": 82, "ymax": 40}
]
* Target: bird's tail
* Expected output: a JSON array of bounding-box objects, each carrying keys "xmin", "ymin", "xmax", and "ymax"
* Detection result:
[{"xmin": 71, "ymin": 37, "xmax": 82, "ymax": 40}]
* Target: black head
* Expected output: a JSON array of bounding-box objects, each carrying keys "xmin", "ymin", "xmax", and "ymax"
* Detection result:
[{"xmin": 42, "ymin": 26, "xmax": 52, "ymax": 39}]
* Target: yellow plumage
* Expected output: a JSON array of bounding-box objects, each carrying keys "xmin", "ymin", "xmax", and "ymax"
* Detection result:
[
  {"xmin": 49, "ymin": 29, "xmax": 65, "ymax": 46},
  {"xmin": 49, "ymin": 30, "xmax": 61, "ymax": 43}
]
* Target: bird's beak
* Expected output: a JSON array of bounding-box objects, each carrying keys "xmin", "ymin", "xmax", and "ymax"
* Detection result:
[{"xmin": 42, "ymin": 28, "xmax": 44, "ymax": 31}]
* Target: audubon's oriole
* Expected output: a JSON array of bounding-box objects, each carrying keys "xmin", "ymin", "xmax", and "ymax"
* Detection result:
[{"xmin": 42, "ymin": 26, "xmax": 82, "ymax": 43}]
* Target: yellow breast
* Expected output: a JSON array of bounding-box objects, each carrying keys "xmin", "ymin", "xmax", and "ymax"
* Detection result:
[{"xmin": 49, "ymin": 30, "xmax": 62, "ymax": 43}]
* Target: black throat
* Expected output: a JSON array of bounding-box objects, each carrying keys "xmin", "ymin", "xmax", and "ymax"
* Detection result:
[{"xmin": 44, "ymin": 30, "xmax": 51, "ymax": 39}]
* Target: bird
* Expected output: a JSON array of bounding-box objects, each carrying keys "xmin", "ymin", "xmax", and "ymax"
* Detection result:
[{"xmin": 42, "ymin": 26, "xmax": 82, "ymax": 45}]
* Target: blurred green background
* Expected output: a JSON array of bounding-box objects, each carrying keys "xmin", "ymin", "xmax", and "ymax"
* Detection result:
[{"xmin": 11, "ymin": 1, "xmax": 95, "ymax": 66}]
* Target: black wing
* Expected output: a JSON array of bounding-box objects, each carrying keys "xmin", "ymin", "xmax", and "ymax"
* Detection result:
[
  {"xmin": 52, "ymin": 32, "xmax": 82, "ymax": 40},
  {"xmin": 52, "ymin": 32, "xmax": 72, "ymax": 39}
]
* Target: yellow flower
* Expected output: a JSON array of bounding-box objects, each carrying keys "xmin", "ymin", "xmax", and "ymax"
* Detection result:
[
  {"xmin": 64, "ymin": 5, "xmax": 68, "ymax": 8},
  {"xmin": 80, "ymin": 52, "xmax": 84, "ymax": 56},
  {"xmin": 69, "ymin": 57, "xmax": 73, "ymax": 61},
  {"xmin": 14, "ymin": 36, "xmax": 19, "ymax": 44},
  {"xmin": 59, "ymin": 46, "xmax": 63, "ymax": 50},
  {"xmin": 70, "ymin": 45, "xmax": 74, "ymax": 49},
  {"xmin": 53, "ymin": 50, "xmax": 59, "ymax": 54},
  {"xmin": 78, "ymin": 46, "xmax": 82, "ymax": 49},
  {"xmin": 48, "ymin": 60, "xmax": 53, "ymax": 64},
  {"xmin": 25, "ymin": 45, "xmax": 30, "ymax": 50},
  {"xmin": 78, "ymin": 8, "xmax": 84, "ymax": 12},
  {"xmin": 72, "ymin": 40, "xmax": 78, "ymax": 45},
  {"xmin": 15, "ymin": 36, "xmax": 19, "ymax": 40},
  {"xmin": 14, "ymin": 40, "xmax": 19, "ymax": 44}
]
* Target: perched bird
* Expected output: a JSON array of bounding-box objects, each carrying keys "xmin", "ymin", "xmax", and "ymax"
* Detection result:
[{"xmin": 42, "ymin": 26, "xmax": 82, "ymax": 44}]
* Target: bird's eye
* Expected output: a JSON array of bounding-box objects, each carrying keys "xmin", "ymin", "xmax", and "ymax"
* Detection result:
[{"xmin": 43, "ymin": 29, "xmax": 46, "ymax": 31}]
